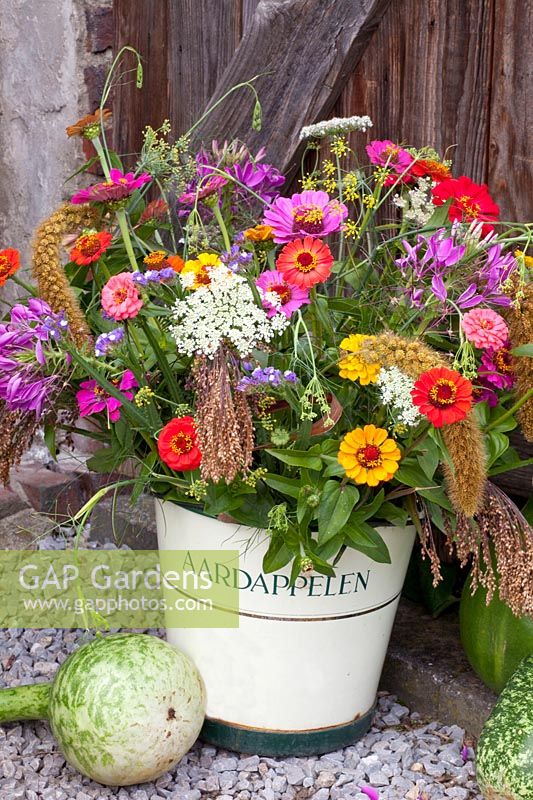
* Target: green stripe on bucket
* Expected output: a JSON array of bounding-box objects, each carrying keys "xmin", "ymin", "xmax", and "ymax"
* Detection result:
[{"xmin": 200, "ymin": 705, "xmax": 375, "ymax": 757}]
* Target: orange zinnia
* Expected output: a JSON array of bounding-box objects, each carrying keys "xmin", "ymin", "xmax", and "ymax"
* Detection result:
[
  {"xmin": 66, "ymin": 108, "xmax": 112, "ymax": 138},
  {"xmin": 276, "ymin": 236, "xmax": 334, "ymax": 288},
  {"xmin": 70, "ymin": 231, "xmax": 112, "ymax": 265},
  {"xmin": 338, "ymin": 425, "xmax": 401, "ymax": 487},
  {"xmin": 411, "ymin": 367, "xmax": 473, "ymax": 428},
  {"xmin": 0, "ymin": 248, "xmax": 20, "ymax": 286},
  {"xmin": 244, "ymin": 224, "xmax": 274, "ymax": 242}
]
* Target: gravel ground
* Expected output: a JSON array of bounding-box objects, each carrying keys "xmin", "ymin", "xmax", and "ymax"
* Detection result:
[{"xmin": 0, "ymin": 530, "xmax": 483, "ymax": 800}]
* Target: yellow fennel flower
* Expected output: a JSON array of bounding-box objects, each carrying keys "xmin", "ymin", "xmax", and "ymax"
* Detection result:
[
  {"xmin": 339, "ymin": 334, "xmax": 381, "ymax": 384},
  {"xmin": 338, "ymin": 425, "xmax": 401, "ymax": 486}
]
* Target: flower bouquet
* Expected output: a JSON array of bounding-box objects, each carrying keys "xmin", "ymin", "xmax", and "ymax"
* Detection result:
[{"xmin": 1, "ymin": 70, "xmax": 532, "ymax": 622}]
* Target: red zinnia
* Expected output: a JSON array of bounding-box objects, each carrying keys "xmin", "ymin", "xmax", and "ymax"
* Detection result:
[
  {"xmin": 276, "ymin": 236, "xmax": 334, "ymax": 288},
  {"xmin": 411, "ymin": 367, "xmax": 473, "ymax": 428},
  {"xmin": 431, "ymin": 176, "xmax": 500, "ymax": 235},
  {"xmin": 158, "ymin": 416, "xmax": 202, "ymax": 471},
  {"xmin": 0, "ymin": 248, "xmax": 20, "ymax": 286},
  {"xmin": 70, "ymin": 231, "xmax": 112, "ymax": 265}
]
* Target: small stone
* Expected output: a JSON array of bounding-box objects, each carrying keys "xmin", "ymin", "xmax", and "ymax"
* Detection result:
[
  {"xmin": 240, "ymin": 755, "xmax": 260, "ymax": 771},
  {"xmin": 368, "ymin": 770, "xmax": 390, "ymax": 786},
  {"xmin": 213, "ymin": 756, "xmax": 238, "ymax": 772},
  {"xmin": 285, "ymin": 764, "xmax": 306, "ymax": 785},
  {"xmin": 312, "ymin": 789, "xmax": 330, "ymax": 800},
  {"xmin": 315, "ymin": 771, "xmax": 336, "ymax": 788},
  {"xmin": 445, "ymin": 789, "xmax": 469, "ymax": 799}
]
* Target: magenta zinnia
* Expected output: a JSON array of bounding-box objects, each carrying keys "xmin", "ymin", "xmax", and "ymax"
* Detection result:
[
  {"xmin": 263, "ymin": 190, "xmax": 348, "ymax": 243},
  {"xmin": 255, "ymin": 269, "xmax": 310, "ymax": 318},
  {"xmin": 71, "ymin": 169, "xmax": 151, "ymax": 204},
  {"xmin": 76, "ymin": 371, "xmax": 138, "ymax": 423}
]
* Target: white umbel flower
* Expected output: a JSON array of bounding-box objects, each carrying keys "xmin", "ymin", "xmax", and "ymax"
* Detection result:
[
  {"xmin": 299, "ymin": 115, "xmax": 373, "ymax": 141},
  {"xmin": 170, "ymin": 266, "xmax": 288, "ymax": 358},
  {"xmin": 393, "ymin": 176, "xmax": 435, "ymax": 227},
  {"xmin": 376, "ymin": 367, "xmax": 421, "ymax": 427}
]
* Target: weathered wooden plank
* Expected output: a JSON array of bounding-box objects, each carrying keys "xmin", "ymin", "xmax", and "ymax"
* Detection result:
[
  {"xmin": 338, "ymin": 0, "xmax": 495, "ymax": 184},
  {"xmin": 191, "ymin": 0, "xmax": 393, "ymax": 174},
  {"xmin": 488, "ymin": 0, "xmax": 533, "ymax": 221},
  {"xmin": 113, "ymin": 0, "xmax": 171, "ymax": 162},
  {"xmin": 168, "ymin": 1, "xmax": 242, "ymax": 137}
]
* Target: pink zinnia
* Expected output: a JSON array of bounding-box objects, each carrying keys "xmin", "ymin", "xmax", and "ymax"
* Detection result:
[
  {"xmin": 461, "ymin": 308, "xmax": 508, "ymax": 350},
  {"xmin": 256, "ymin": 269, "xmax": 310, "ymax": 318},
  {"xmin": 71, "ymin": 168, "xmax": 152, "ymax": 204},
  {"xmin": 366, "ymin": 140, "xmax": 413, "ymax": 174},
  {"xmin": 101, "ymin": 273, "xmax": 143, "ymax": 321},
  {"xmin": 76, "ymin": 370, "xmax": 138, "ymax": 423},
  {"xmin": 263, "ymin": 190, "xmax": 348, "ymax": 244}
]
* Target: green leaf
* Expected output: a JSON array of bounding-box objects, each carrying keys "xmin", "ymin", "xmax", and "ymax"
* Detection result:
[
  {"xmin": 263, "ymin": 534, "xmax": 293, "ymax": 573},
  {"xmin": 486, "ymin": 431, "xmax": 509, "ymax": 468},
  {"xmin": 43, "ymin": 425, "xmax": 57, "ymax": 460},
  {"xmin": 511, "ymin": 343, "xmax": 533, "ymax": 357},
  {"xmin": 376, "ymin": 502, "xmax": 409, "ymax": 526},
  {"xmin": 424, "ymin": 198, "xmax": 453, "ymax": 230},
  {"xmin": 263, "ymin": 474, "xmax": 301, "ymax": 499},
  {"xmin": 344, "ymin": 520, "xmax": 391, "ymax": 563},
  {"xmin": 317, "ymin": 481, "xmax": 360, "ymax": 545},
  {"xmin": 349, "ymin": 489, "xmax": 385, "ymax": 524},
  {"xmin": 416, "ymin": 437, "xmax": 440, "ymax": 480},
  {"xmin": 416, "ymin": 485, "xmax": 453, "ymax": 510},
  {"xmin": 86, "ymin": 447, "xmax": 126, "ymax": 473},
  {"xmin": 395, "ymin": 463, "xmax": 438, "ymax": 490},
  {"xmin": 266, "ymin": 449, "xmax": 323, "ymax": 471}
]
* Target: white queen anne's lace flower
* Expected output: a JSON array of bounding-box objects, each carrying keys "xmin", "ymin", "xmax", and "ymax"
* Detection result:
[
  {"xmin": 299, "ymin": 115, "xmax": 373, "ymax": 141},
  {"xmin": 170, "ymin": 266, "xmax": 288, "ymax": 358},
  {"xmin": 376, "ymin": 367, "xmax": 421, "ymax": 427},
  {"xmin": 393, "ymin": 176, "xmax": 435, "ymax": 227}
]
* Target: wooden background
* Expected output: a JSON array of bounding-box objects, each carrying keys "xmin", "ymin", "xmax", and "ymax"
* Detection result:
[{"xmin": 114, "ymin": 0, "xmax": 532, "ymax": 221}]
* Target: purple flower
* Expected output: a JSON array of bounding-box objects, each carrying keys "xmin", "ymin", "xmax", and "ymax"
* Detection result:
[
  {"xmin": 237, "ymin": 366, "xmax": 298, "ymax": 391},
  {"xmin": 220, "ymin": 245, "xmax": 253, "ymax": 273},
  {"xmin": 94, "ymin": 328, "xmax": 125, "ymax": 357},
  {"xmin": 131, "ymin": 268, "xmax": 176, "ymax": 286},
  {"xmin": 264, "ymin": 190, "xmax": 348, "ymax": 243},
  {"xmin": 480, "ymin": 342, "xmax": 515, "ymax": 389},
  {"xmin": 230, "ymin": 160, "xmax": 285, "ymax": 202},
  {"xmin": 177, "ymin": 175, "xmax": 228, "ymax": 207}
]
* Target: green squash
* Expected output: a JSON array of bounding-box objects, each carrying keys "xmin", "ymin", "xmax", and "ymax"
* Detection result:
[
  {"xmin": 476, "ymin": 655, "xmax": 533, "ymax": 800},
  {"xmin": 460, "ymin": 574, "xmax": 533, "ymax": 693}
]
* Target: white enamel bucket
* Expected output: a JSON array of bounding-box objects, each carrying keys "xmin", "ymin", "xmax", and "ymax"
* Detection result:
[{"xmin": 156, "ymin": 500, "xmax": 415, "ymax": 755}]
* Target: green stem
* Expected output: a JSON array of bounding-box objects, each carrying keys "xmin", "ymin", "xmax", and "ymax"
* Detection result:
[
  {"xmin": 91, "ymin": 135, "xmax": 111, "ymax": 180},
  {"xmin": 0, "ymin": 683, "xmax": 51, "ymax": 723},
  {"xmin": 485, "ymin": 388, "xmax": 533, "ymax": 432},
  {"xmin": 212, "ymin": 203, "xmax": 231, "ymax": 253},
  {"xmin": 11, "ymin": 275, "xmax": 38, "ymax": 296},
  {"xmin": 115, "ymin": 209, "xmax": 138, "ymax": 271},
  {"xmin": 139, "ymin": 320, "xmax": 182, "ymax": 405}
]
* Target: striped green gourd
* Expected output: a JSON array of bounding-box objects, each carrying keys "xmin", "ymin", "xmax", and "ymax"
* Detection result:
[
  {"xmin": 0, "ymin": 633, "xmax": 205, "ymax": 786},
  {"xmin": 460, "ymin": 573, "xmax": 533, "ymax": 693},
  {"xmin": 476, "ymin": 654, "xmax": 533, "ymax": 799}
]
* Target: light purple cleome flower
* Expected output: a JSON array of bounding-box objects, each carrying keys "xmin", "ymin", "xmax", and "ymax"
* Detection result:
[
  {"xmin": 0, "ymin": 299, "xmax": 68, "ymax": 417},
  {"xmin": 237, "ymin": 365, "xmax": 298, "ymax": 391},
  {"xmin": 230, "ymin": 159, "xmax": 285, "ymax": 202},
  {"xmin": 94, "ymin": 327, "xmax": 125, "ymax": 357},
  {"xmin": 396, "ymin": 229, "xmax": 517, "ymax": 310},
  {"xmin": 71, "ymin": 168, "xmax": 152, "ymax": 205}
]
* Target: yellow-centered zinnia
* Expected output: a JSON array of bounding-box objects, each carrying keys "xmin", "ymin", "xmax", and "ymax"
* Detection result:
[
  {"xmin": 181, "ymin": 252, "xmax": 221, "ymax": 290},
  {"xmin": 338, "ymin": 425, "xmax": 401, "ymax": 486},
  {"xmin": 339, "ymin": 334, "xmax": 381, "ymax": 384}
]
